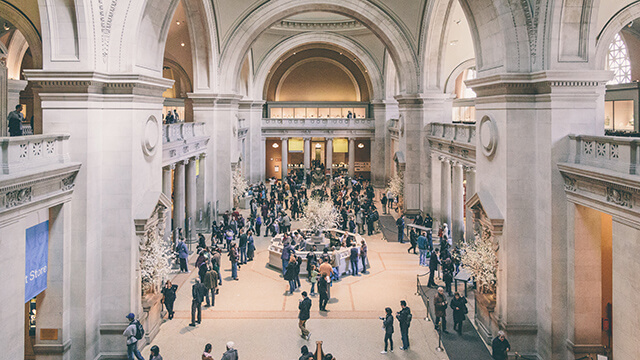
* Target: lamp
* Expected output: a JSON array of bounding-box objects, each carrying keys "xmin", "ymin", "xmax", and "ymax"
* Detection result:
[
  {"xmin": 357, "ymin": 143, "xmax": 365, "ymax": 149},
  {"xmin": 272, "ymin": 143, "xmax": 279, "ymax": 148},
  {"xmin": 315, "ymin": 143, "xmax": 321, "ymax": 148}
]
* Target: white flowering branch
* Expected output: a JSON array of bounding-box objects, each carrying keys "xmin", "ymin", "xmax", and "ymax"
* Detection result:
[
  {"xmin": 301, "ymin": 197, "xmax": 340, "ymax": 232},
  {"xmin": 232, "ymin": 167, "xmax": 249, "ymax": 200},
  {"xmin": 461, "ymin": 232, "xmax": 498, "ymax": 294},
  {"xmin": 140, "ymin": 229, "xmax": 173, "ymax": 294},
  {"xmin": 386, "ymin": 172, "xmax": 404, "ymax": 199}
]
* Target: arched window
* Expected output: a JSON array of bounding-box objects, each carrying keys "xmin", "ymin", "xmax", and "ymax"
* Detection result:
[{"xmin": 607, "ymin": 33, "xmax": 632, "ymax": 85}]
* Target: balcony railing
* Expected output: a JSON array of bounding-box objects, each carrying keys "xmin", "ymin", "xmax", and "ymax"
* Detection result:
[
  {"xmin": 567, "ymin": 134, "xmax": 640, "ymax": 175},
  {"xmin": 0, "ymin": 134, "xmax": 71, "ymax": 175},
  {"xmin": 262, "ymin": 118, "xmax": 375, "ymax": 129},
  {"xmin": 163, "ymin": 122, "xmax": 206, "ymax": 144},
  {"xmin": 429, "ymin": 123, "xmax": 476, "ymax": 145}
]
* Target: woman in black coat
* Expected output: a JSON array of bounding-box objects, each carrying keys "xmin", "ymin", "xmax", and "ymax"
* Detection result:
[
  {"xmin": 161, "ymin": 280, "xmax": 178, "ymax": 320},
  {"xmin": 450, "ymin": 292, "xmax": 468, "ymax": 335},
  {"xmin": 380, "ymin": 307, "xmax": 394, "ymax": 354},
  {"xmin": 284, "ymin": 256, "xmax": 298, "ymax": 294}
]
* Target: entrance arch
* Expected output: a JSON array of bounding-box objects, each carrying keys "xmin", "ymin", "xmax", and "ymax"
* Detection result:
[
  {"xmin": 251, "ymin": 32, "xmax": 383, "ymax": 101},
  {"xmin": 594, "ymin": 2, "xmax": 640, "ymax": 71},
  {"xmin": 218, "ymin": 0, "xmax": 419, "ymax": 95}
]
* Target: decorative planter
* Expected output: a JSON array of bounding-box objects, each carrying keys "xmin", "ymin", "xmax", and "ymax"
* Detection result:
[
  {"xmin": 140, "ymin": 291, "xmax": 164, "ymax": 347},
  {"xmin": 474, "ymin": 291, "xmax": 498, "ymax": 344}
]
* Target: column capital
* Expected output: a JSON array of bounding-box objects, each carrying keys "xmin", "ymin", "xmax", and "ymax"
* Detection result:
[
  {"xmin": 438, "ymin": 155, "xmax": 445, "ymax": 162},
  {"xmin": 463, "ymin": 165, "xmax": 475, "ymax": 172},
  {"xmin": 199, "ymin": 153, "xmax": 207, "ymax": 159},
  {"xmin": 303, "ymin": 137, "xmax": 311, "ymax": 141},
  {"xmin": 348, "ymin": 137, "xmax": 356, "ymax": 141},
  {"xmin": 182, "ymin": 159, "xmax": 190, "ymax": 165},
  {"xmin": 165, "ymin": 163, "xmax": 176, "ymax": 170},
  {"xmin": 281, "ymin": 137, "xmax": 288, "ymax": 141}
]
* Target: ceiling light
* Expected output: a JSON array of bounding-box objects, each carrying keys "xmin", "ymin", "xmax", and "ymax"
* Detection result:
[
  {"xmin": 629, "ymin": 21, "xmax": 634, "ymax": 28},
  {"xmin": 315, "ymin": 143, "xmax": 321, "ymax": 148},
  {"xmin": 181, "ymin": 43, "xmax": 185, "ymax": 47},
  {"xmin": 272, "ymin": 143, "xmax": 279, "ymax": 148},
  {"xmin": 293, "ymin": 52, "xmax": 297, "ymax": 55},
  {"xmin": 176, "ymin": 21, "xmax": 181, "ymax": 26},
  {"xmin": 339, "ymin": 52, "xmax": 343, "ymax": 55},
  {"xmin": 357, "ymin": 143, "xmax": 365, "ymax": 149},
  {"xmin": 449, "ymin": 40, "xmax": 458, "ymax": 45},
  {"xmin": 3, "ymin": 23, "xmax": 9, "ymax": 31}
]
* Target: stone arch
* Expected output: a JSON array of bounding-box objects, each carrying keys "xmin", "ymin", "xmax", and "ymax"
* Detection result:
[
  {"xmin": 251, "ymin": 32, "xmax": 383, "ymax": 101},
  {"xmin": 6, "ymin": 30, "xmax": 30, "ymax": 79},
  {"xmin": 422, "ymin": 0, "xmax": 531, "ymax": 83},
  {"xmin": 593, "ymin": 2, "xmax": 640, "ymax": 71},
  {"xmin": 163, "ymin": 57, "xmax": 193, "ymax": 97},
  {"xmin": 219, "ymin": 0, "xmax": 418, "ymax": 95},
  {"xmin": 133, "ymin": 0, "xmax": 217, "ymax": 91},
  {"xmin": 444, "ymin": 58, "xmax": 476, "ymax": 95},
  {"xmin": 0, "ymin": 1, "xmax": 42, "ymax": 69}
]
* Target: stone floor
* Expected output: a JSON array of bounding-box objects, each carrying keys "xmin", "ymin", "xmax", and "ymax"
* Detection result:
[{"xmin": 144, "ymin": 210, "xmax": 450, "ymax": 360}]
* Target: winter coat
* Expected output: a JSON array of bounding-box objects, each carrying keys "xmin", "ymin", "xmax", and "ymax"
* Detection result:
[
  {"xmin": 203, "ymin": 269, "xmax": 219, "ymax": 290},
  {"xmin": 177, "ymin": 241, "xmax": 189, "ymax": 259},
  {"xmin": 434, "ymin": 293, "xmax": 447, "ymax": 317},
  {"xmin": 221, "ymin": 348, "xmax": 238, "ymax": 360},
  {"xmin": 382, "ymin": 314, "xmax": 394, "ymax": 335},
  {"xmin": 450, "ymin": 296, "xmax": 468, "ymax": 323}
]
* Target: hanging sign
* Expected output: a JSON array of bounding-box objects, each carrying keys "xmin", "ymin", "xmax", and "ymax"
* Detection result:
[{"xmin": 25, "ymin": 221, "xmax": 49, "ymax": 302}]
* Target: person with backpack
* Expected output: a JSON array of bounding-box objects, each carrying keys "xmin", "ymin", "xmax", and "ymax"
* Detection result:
[
  {"xmin": 396, "ymin": 300, "xmax": 412, "ymax": 350},
  {"xmin": 123, "ymin": 312, "xmax": 145, "ymax": 360},
  {"xmin": 176, "ymin": 238, "xmax": 189, "ymax": 273}
]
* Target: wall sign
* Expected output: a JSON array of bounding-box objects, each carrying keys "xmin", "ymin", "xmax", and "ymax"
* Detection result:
[{"xmin": 25, "ymin": 221, "xmax": 49, "ymax": 303}]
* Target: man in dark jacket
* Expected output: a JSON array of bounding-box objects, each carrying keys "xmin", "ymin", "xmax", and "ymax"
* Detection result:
[
  {"xmin": 189, "ymin": 278, "xmax": 207, "ymax": 326},
  {"xmin": 396, "ymin": 300, "xmax": 412, "ymax": 350},
  {"xmin": 349, "ymin": 246, "xmax": 359, "ymax": 276},
  {"xmin": 427, "ymin": 249, "xmax": 440, "ymax": 287},
  {"xmin": 434, "ymin": 287, "xmax": 448, "ymax": 333},
  {"xmin": 238, "ymin": 229, "xmax": 248, "ymax": 265},
  {"xmin": 221, "ymin": 342, "xmax": 238, "ymax": 360},
  {"xmin": 318, "ymin": 275, "xmax": 329, "ymax": 311},
  {"xmin": 7, "ymin": 104, "xmax": 24, "ymax": 136},
  {"xmin": 298, "ymin": 291, "xmax": 312, "ymax": 340},
  {"xmin": 492, "ymin": 331, "xmax": 511, "ymax": 360},
  {"xmin": 203, "ymin": 266, "xmax": 219, "ymax": 307},
  {"xmin": 396, "ymin": 215, "xmax": 405, "ymax": 243}
]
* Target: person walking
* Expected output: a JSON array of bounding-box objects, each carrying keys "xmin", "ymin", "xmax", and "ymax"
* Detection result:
[
  {"xmin": 189, "ymin": 278, "xmax": 207, "ymax": 327},
  {"xmin": 202, "ymin": 344, "xmax": 214, "ymax": 360},
  {"xmin": 450, "ymin": 292, "xmax": 468, "ymax": 335},
  {"xmin": 318, "ymin": 274, "xmax": 329, "ymax": 311},
  {"xmin": 380, "ymin": 307, "xmax": 394, "ymax": 354},
  {"xmin": 396, "ymin": 215, "xmax": 405, "ymax": 243},
  {"xmin": 149, "ymin": 345, "xmax": 162, "ymax": 360},
  {"xmin": 492, "ymin": 331, "xmax": 511, "ymax": 360},
  {"xmin": 160, "ymin": 280, "xmax": 178, "ymax": 320},
  {"xmin": 176, "ymin": 238, "xmax": 189, "ymax": 273},
  {"xmin": 408, "ymin": 228, "xmax": 418, "ymax": 254},
  {"xmin": 123, "ymin": 313, "xmax": 144, "ymax": 360},
  {"xmin": 298, "ymin": 291, "xmax": 312, "ymax": 340},
  {"xmin": 203, "ymin": 265, "xmax": 219, "ymax": 307},
  {"xmin": 360, "ymin": 240, "xmax": 368, "ymax": 274},
  {"xmin": 221, "ymin": 342, "xmax": 239, "ymax": 360},
  {"xmin": 396, "ymin": 300, "xmax": 412, "ymax": 350},
  {"xmin": 417, "ymin": 231, "xmax": 428, "ymax": 265},
  {"xmin": 229, "ymin": 243, "xmax": 239, "ymax": 281},
  {"xmin": 443, "ymin": 257, "xmax": 454, "ymax": 296},
  {"xmin": 380, "ymin": 194, "xmax": 388, "ymax": 215},
  {"xmin": 427, "ymin": 249, "xmax": 440, "ymax": 287},
  {"xmin": 238, "ymin": 229, "xmax": 248, "ymax": 265},
  {"xmin": 434, "ymin": 287, "xmax": 448, "ymax": 333},
  {"xmin": 285, "ymin": 256, "xmax": 298, "ymax": 294},
  {"xmin": 349, "ymin": 245, "xmax": 359, "ymax": 276},
  {"xmin": 247, "ymin": 230, "xmax": 255, "ymax": 261}
]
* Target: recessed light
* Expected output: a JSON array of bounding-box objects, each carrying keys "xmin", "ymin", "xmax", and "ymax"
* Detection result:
[
  {"xmin": 176, "ymin": 21, "xmax": 181, "ymax": 26},
  {"xmin": 3, "ymin": 23, "xmax": 9, "ymax": 31},
  {"xmin": 315, "ymin": 143, "xmax": 321, "ymax": 148},
  {"xmin": 273, "ymin": 143, "xmax": 279, "ymax": 148},
  {"xmin": 293, "ymin": 52, "xmax": 296, "ymax": 55},
  {"xmin": 181, "ymin": 43, "xmax": 185, "ymax": 47},
  {"xmin": 357, "ymin": 143, "xmax": 365, "ymax": 149}
]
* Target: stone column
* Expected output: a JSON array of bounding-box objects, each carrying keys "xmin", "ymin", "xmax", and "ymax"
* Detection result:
[
  {"xmin": 451, "ymin": 161, "xmax": 464, "ymax": 246},
  {"xmin": 326, "ymin": 138, "xmax": 333, "ymax": 177},
  {"xmin": 240, "ymin": 100, "xmax": 265, "ymax": 183},
  {"xmin": 430, "ymin": 154, "xmax": 442, "ymax": 226},
  {"xmin": 304, "ymin": 137, "xmax": 311, "ymax": 171},
  {"xmin": 0, "ymin": 57, "xmax": 7, "ymax": 136},
  {"xmin": 348, "ymin": 138, "xmax": 356, "ymax": 177},
  {"xmin": 186, "ymin": 158, "xmax": 197, "ymax": 242},
  {"xmin": 464, "ymin": 166, "xmax": 476, "ymax": 242},
  {"xmin": 281, "ymin": 137, "xmax": 288, "ymax": 179},
  {"xmin": 371, "ymin": 100, "xmax": 388, "ymax": 187},
  {"xmin": 162, "ymin": 165, "xmax": 174, "ymax": 243},
  {"xmin": 196, "ymin": 153, "xmax": 206, "ymax": 224},
  {"xmin": 173, "ymin": 160, "xmax": 186, "ymax": 233},
  {"xmin": 440, "ymin": 157, "xmax": 452, "ymax": 230}
]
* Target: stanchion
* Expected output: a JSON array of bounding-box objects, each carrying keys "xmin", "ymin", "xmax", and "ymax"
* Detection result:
[{"xmin": 435, "ymin": 318, "xmax": 444, "ymax": 352}]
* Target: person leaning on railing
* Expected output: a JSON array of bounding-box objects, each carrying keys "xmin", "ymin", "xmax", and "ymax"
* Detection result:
[{"xmin": 8, "ymin": 104, "xmax": 24, "ymax": 136}]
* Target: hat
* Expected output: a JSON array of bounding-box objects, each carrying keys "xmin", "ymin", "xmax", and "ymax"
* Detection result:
[{"xmin": 126, "ymin": 313, "xmax": 135, "ymax": 320}]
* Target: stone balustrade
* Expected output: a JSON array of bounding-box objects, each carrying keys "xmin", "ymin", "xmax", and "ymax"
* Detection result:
[
  {"xmin": 429, "ymin": 122, "xmax": 476, "ymax": 144},
  {"xmin": 162, "ymin": 123, "xmax": 209, "ymax": 167},
  {"xmin": 567, "ymin": 135, "xmax": 640, "ymax": 175},
  {"xmin": 163, "ymin": 122, "xmax": 206, "ymax": 144},
  {"xmin": 427, "ymin": 123, "xmax": 477, "ymax": 164},
  {"xmin": 262, "ymin": 117, "xmax": 375, "ymax": 129},
  {"xmin": 0, "ymin": 134, "xmax": 71, "ymax": 175}
]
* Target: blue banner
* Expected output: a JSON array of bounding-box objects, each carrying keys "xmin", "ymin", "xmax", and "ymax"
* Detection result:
[{"xmin": 25, "ymin": 221, "xmax": 48, "ymax": 303}]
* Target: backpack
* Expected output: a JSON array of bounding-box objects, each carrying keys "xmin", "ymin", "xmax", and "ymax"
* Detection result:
[
  {"xmin": 406, "ymin": 312, "xmax": 413, "ymax": 324},
  {"xmin": 134, "ymin": 320, "xmax": 144, "ymax": 340}
]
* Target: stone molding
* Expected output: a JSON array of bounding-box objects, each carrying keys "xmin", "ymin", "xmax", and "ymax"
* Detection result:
[
  {"xmin": 162, "ymin": 123, "xmax": 209, "ymax": 167},
  {"xmin": 274, "ymin": 19, "xmax": 362, "ymax": 31},
  {"xmin": 32, "ymin": 339, "xmax": 72, "ymax": 355},
  {"xmin": 23, "ymin": 71, "xmax": 174, "ymax": 99}
]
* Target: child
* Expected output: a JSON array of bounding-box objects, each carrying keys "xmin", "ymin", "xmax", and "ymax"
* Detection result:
[{"xmin": 309, "ymin": 265, "xmax": 319, "ymax": 296}]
